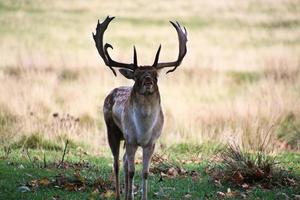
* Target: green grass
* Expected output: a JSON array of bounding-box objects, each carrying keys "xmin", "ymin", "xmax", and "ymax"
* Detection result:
[
  {"xmin": 11, "ymin": 133, "xmax": 63, "ymax": 151},
  {"xmin": 167, "ymin": 142, "xmax": 225, "ymax": 158},
  {"xmin": 0, "ymin": 147, "xmax": 299, "ymax": 200}
]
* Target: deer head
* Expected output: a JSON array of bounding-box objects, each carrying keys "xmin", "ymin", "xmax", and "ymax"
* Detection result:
[{"xmin": 93, "ymin": 16, "xmax": 187, "ymax": 95}]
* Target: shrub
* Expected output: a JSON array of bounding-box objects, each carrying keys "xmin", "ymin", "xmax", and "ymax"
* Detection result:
[{"xmin": 208, "ymin": 144, "xmax": 298, "ymax": 188}]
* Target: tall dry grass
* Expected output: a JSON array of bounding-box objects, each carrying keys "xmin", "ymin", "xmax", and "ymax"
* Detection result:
[{"xmin": 0, "ymin": 0, "xmax": 299, "ymax": 152}]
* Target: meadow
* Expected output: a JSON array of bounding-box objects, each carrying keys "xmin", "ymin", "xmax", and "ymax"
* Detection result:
[{"xmin": 0, "ymin": 0, "xmax": 299, "ymax": 199}]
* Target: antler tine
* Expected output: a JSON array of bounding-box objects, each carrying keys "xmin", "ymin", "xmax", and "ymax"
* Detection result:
[
  {"xmin": 133, "ymin": 46, "xmax": 138, "ymax": 66},
  {"xmin": 156, "ymin": 21, "xmax": 188, "ymax": 74},
  {"xmin": 93, "ymin": 16, "xmax": 137, "ymax": 76},
  {"xmin": 152, "ymin": 44, "xmax": 161, "ymax": 67}
]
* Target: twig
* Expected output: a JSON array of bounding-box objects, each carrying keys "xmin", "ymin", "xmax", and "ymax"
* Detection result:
[
  {"xmin": 4, "ymin": 146, "xmax": 11, "ymax": 159},
  {"xmin": 26, "ymin": 148, "xmax": 35, "ymax": 168},
  {"xmin": 43, "ymin": 152, "xmax": 47, "ymax": 168},
  {"xmin": 259, "ymin": 124, "xmax": 276, "ymax": 152},
  {"xmin": 57, "ymin": 140, "xmax": 69, "ymax": 168}
]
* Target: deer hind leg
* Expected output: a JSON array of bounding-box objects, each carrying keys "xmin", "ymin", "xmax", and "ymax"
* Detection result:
[{"xmin": 105, "ymin": 119, "xmax": 122, "ymax": 200}]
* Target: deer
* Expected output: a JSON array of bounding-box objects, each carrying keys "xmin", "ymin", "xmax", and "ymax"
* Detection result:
[{"xmin": 93, "ymin": 16, "xmax": 187, "ymax": 200}]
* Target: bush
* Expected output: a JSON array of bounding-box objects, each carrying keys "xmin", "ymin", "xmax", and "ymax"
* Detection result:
[{"xmin": 208, "ymin": 144, "xmax": 298, "ymax": 188}]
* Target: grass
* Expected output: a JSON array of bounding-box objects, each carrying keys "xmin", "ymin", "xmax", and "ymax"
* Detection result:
[
  {"xmin": 214, "ymin": 145, "xmax": 299, "ymax": 186},
  {"xmin": 11, "ymin": 133, "xmax": 63, "ymax": 151},
  {"xmin": 277, "ymin": 112, "xmax": 300, "ymax": 149},
  {"xmin": 0, "ymin": 146, "xmax": 299, "ymax": 200}
]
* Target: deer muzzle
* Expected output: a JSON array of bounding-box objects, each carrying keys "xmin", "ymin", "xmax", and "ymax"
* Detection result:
[{"xmin": 143, "ymin": 76, "xmax": 154, "ymax": 89}]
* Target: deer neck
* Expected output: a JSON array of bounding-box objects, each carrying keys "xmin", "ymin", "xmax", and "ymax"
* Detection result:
[
  {"xmin": 129, "ymin": 89, "xmax": 161, "ymax": 118},
  {"xmin": 128, "ymin": 89, "xmax": 161, "ymax": 146}
]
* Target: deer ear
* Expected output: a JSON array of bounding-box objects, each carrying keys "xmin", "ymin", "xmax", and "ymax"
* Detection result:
[{"xmin": 119, "ymin": 69, "xmax": 134, "ymax": 79}]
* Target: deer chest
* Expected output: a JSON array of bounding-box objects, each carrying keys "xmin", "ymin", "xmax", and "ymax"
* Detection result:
[{"xmin": 131, "ymin": 107, "xmax": 160, "ymax": 146}]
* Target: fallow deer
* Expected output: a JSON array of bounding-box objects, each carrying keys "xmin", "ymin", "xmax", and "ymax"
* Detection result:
[{"xmin": 93, "ymin": 16, "xmax": 187, "ymax": 200}]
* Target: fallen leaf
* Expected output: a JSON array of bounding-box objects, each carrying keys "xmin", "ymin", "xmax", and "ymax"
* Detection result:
[
  {"xmin": 217, "ymin": 191, "xmax": 226, "ymax": 198},
  {"xmin": 38, "ymin": 177, "xmax": 50, "ymax": 186},
  {"xmin": 232, "ymin": 171, "xmax": 244, "ymax": 184},
  {"xmin": 28, "ymin": 179, "xmax": 39, "ymax": 187},
  {"xmin": 167, "ymin": 167, "xmax": 178, "ymax": 177},
  {"xmin": 255, "ymin": 168, "xmax": 265, "ymax": 178},
  {"xmin": 101, "ymin": 190, "xmax": 115, "ymax": 198},
  {"xmin": 63, "ymin": 182, "xmax": 77, "ymax": 191},
  {"xmin": 241, "ymin": 183, "xmax": 250, "ymax": 189},
  {"xmin": 226, "ymin": 191, "xmax": 240, "ymax": 198}
]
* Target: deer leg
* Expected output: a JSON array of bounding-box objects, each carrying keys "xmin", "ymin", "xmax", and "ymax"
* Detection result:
[
  {"xmin": 113, "ymin": 154, "xmax": 120, "ymax": 200},
  {"xmin": 125, "ymin": 144, "xmax": 137, "ymax": 200},
  {"xmin": 123, "ymin": 153, "xmax": 129, "ymax": 199},
  {"xmin": 141, "ymin": 144, "xmax": 155, "ymax": 200},
  {"xmin": 105, "ymin": 121, "xmax": 121, "ymax": 200}
]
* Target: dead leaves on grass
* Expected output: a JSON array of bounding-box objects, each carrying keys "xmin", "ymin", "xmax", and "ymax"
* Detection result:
[
  {"xmin": 150, "ymin": 153, "xmax": 201, "ymax": 180},
  {"xmin": 25, "ymin": 169, "xmax": 113, "ymax": 194},
  {"xmin": 206, "ymin": 144, "xmax": 299, "ymax": 199},
  {"xmin": 20, "ymin": 153, "xmax": 202, "ymax": 199}
]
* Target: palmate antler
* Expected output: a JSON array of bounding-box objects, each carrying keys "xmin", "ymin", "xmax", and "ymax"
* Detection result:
[
  {"xmin": 155, "ymin": 21, "xmax": 188, "ymax": 73},
  {"xmin": 92, "ymin": 16, "xmax": 187, "ymax": 75},
  {"xmin": 92, "ymin": 16, "xmax": 137, "ymax": 76}
]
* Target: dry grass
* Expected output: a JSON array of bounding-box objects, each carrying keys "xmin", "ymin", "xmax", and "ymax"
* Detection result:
[
  {"xmin": 207, "ymin": 144, "xmax": 299, "ymax": 189},
  {"xmin": 0, "ymin": 0, "xmax": 299, "ymax": 153}
]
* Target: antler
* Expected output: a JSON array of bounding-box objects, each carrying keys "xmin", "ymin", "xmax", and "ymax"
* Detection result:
[
  {"xmin": 155, "ymin": 21, "xmax": 188, "ymax": 74},
  {"xmin": 92, "ymin": 16, "xmax": 137, "ymax": 76}
]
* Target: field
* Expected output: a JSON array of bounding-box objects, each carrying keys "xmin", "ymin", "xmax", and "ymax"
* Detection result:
[{"xmin": 0, "ymin": 0, "xmax": 300, "ymax": 199}]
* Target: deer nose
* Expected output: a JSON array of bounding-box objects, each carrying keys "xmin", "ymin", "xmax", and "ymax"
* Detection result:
[{"xmin": 144, "ymin": 76, "xmax": 153, "ymax": 85}]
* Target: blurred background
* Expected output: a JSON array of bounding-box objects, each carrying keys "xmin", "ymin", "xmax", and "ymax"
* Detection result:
[{"xmin": 0, "ymin": 0, "xmax": 299, "ymax": 153}]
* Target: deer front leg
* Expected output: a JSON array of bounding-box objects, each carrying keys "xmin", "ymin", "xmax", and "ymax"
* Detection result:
[
  {"xmin": 123, "ymin": 153, "xmax": 128, "ymax": 199},
  {"xmin": 125, "ymin": 144, "xmax": 137, "ymax": 200},
  {"xmin": 141, "ymin": 144, "xmax": 155, "ymax": 200}
]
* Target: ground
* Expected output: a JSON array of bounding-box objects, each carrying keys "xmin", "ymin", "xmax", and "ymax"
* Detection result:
[{"xmin": 0, "ymin": 146, "xmax": 299, "ymax": 200}]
